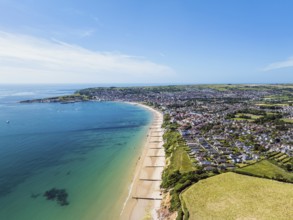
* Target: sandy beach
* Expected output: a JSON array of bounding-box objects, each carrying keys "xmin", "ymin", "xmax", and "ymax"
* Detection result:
[{"xmin": 120, "ymin": 103, "xmax": 165, "ymax": 220}]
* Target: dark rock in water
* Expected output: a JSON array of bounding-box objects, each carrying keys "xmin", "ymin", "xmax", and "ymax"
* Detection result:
[
  {"xmin": 44, "ymin": 188, "xmax": 58, "ymax": 200},
  {"xmin": 44, "ymin": 188, "xmax": 69, "ymax": 206},
  {"xmin": 56, "ymin": 189, "xmax": 69, "ymax": 206}
]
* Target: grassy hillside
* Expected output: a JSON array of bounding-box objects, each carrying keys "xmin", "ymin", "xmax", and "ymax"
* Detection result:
[
  {"xmin": 236, "ymin": 159, "xmax": 293, "ymax": 181},
  {"xmin": 162, "ymin": 126, "xmax": 195, "ymax": 174},
  {"xmin": 182, "ymin": 172, "xmax": 293, "ymax": 220},
  {"xmin": 160, "ymin": 116, "xmax": 197, "ymax": 214},
  {"xmin": 169, "ymin": 146, "xmax": 195, "ymax": 173}
]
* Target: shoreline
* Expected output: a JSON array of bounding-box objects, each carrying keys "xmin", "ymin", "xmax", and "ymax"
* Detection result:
[{"xmin": 120, "ymin": 102, "xmax": 165, "ymax": 220}]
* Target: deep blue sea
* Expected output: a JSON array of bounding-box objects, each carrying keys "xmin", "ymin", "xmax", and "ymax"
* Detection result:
[{"xmin": 0, "ymin": 85, "xmax": 152, "ymax": 220}]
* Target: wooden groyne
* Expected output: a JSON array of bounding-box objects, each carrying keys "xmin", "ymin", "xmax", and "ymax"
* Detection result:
[
  {"xmin": 132, "ymin": 196, "xmax": 162, "ymax": 200},
  {"xmin": 139, "ymin": 178, "xmax": 162, "ymax": 181},
  {"xmin": 145, "ymin": 165, "xmax": 165, "ymax": 168}
]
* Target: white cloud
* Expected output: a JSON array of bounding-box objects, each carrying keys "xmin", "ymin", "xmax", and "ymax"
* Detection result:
[
  {"xmin": 262, "ymin": 56, "xmax": 293, "ymax": 71},
  {"xmin": 75, "ymin": 28, "xmax": 96, "ymax": 38},
  {"xmin": 0, "ymin": 32, "xmax": 175, "ymax": 83}
]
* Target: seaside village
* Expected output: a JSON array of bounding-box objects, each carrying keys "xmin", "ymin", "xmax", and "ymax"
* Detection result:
[{"xmin": 79, "ymin": 85, "xmax": 293, "ymax": 172}]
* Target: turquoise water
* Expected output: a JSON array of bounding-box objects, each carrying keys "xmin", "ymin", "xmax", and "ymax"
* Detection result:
[{"xmin": 0, "ymin": 86, "xmax": 152, "ymax": 220}]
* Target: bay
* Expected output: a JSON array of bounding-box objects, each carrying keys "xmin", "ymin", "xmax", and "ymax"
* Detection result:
[{"xmin": 0, "ymin": 85, "xmax": 152, "ymax": 220}]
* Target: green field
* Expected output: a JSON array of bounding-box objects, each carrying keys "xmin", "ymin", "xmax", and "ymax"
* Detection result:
[
  {"xmin": 182, "ymin": 172, "xmax": 293, "ymax": 220},
  {"xmin": 169, "ymin": 146, "xmax": 195, "ymax": 173},
  {"xmin": 236, "ymin": 113, "xmax": 261, "ymax": 119},
  {"xmin": 282, "ymin": 118, "xmax": 293, "ymax": 123},
  {"xmin": 257, "ymin": 103, "xmax": 289, "ymax": 107},
  {"xmin": 236, "ymin": 160, "xmax": 293, "ymax": 181},
  {"xmin": 162, "ymin": 129, "xmax": 195, "ymax": 173},
  {"xmin": 233, "ymin": 117, "xmax": 254, "ymax": 122},
  {"xmin": 232, "ymin": 117, "xmax": 248, "ymax": 121},
  {"xmin": 232, "ymin": 113, "xmax": 262, "ymax": 122},
  {"xmin": 264, "ymin": 95, "xmax": 293, "ymax": 101}
]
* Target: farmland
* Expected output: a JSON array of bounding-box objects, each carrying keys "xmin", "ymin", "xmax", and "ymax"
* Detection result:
[{"xmin": 182, "ymin": 172, "xmax": 293, "ymax": 220}]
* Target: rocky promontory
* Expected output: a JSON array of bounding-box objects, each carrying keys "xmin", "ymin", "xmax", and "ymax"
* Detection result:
[{"xmin": 20, "ymin": 94, "xmax": 90, "ymax": 104}]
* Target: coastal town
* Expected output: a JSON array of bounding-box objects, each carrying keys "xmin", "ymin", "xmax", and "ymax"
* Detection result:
[
  {"xmin": 21, "ymin": 84, "xmax": 293, "ymax": 219},
  {"xmin": 71, "ymin": 85, "xmax": 293, "ymax": 172}
]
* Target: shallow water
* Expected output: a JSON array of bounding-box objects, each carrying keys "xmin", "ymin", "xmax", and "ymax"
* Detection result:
[{"xmin": 0, "ymin": 86, "xmax": 152, "ymax": 220}]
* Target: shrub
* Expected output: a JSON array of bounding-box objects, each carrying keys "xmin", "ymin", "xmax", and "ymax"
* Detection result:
[{"xmin": 176, "ymin": 207, "xmax": 183, "ymax": 220}]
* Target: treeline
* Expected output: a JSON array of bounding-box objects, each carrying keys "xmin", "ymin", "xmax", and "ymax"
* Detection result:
[
  {"xmin": 200, "ymin": 123, "xmax": 215, "ymax": 133},
  {"xmin": 254, "ymin": 113, "xmax": 282, "ymax": 124},
  {"xmin": 238, "ymin": 114, "xmax": 252, "ymax": 119},
  {"xmin": 267, "ymin": 154, "xmax": 293, "ymax": 172},
  {"xmin": 238, "ymin": 108, "xmax": 267, "ymax": 115},
  {"xmin": 254, "ymin": 114, "xmax": 292, "ymax": 131},
  {"xmin": 226, "ymin": 108, "xmax": 267, "ymax": 119},
  {"xmin": 162, "ymin": 114, "xmax": 179, "ymax": 131},
  {"xmin": 234, "ymin": 169, "xmax": 293, "ymax": 183},
  {"xmin": 195, "ymin": 97, "xmax": 248, "ymax": 104},
  {"xmin": 259, "ymin": 105, "xmax": 282, "ymax": 110},
  {"xmin": 225, "ymin": 109, "xmax": 291, "ymax": 130},
  {"xmin": 162, "ymin": 170, "xmax": 209, "ymax": 218}
]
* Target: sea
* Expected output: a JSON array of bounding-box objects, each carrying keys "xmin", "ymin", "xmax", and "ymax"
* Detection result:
[{"xmin": 0, "ymin": 84, "xmax": 152, "ymax": 220}]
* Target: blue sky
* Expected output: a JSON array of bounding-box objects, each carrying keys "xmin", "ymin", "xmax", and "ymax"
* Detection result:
[{"xmin": 0, "ymin": 0, "xmax": 292, "ymax": 84}]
